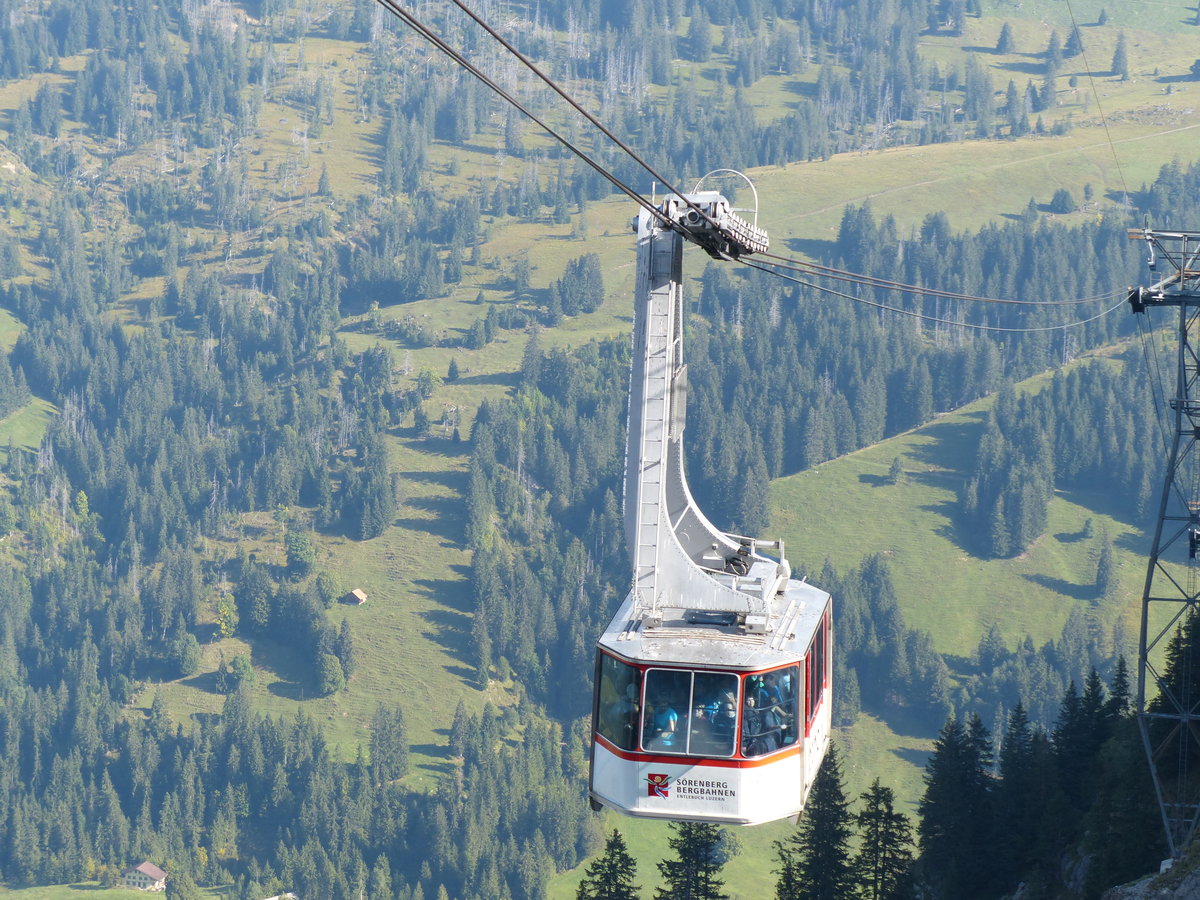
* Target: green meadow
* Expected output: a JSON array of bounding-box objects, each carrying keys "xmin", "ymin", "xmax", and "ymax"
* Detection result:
[
  {"xmin": 133, "ymin": 4, "xmax": 1191, "ymax": 887},
  {"xmin": 2, "ymin": 0, "xmax": 1197, "ymax": 894},
  {"xmin": 771, "ymin": 372, "xmax": 1144, "ymax": 660}
]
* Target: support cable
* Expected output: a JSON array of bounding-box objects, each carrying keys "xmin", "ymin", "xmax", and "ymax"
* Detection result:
[
  {"xmin": 1063, "ymin": 0, "xmax": 1132, "ymax": 206},
  {"xmin": 368, "ymin": 0, "xmax": 669, "ymax": 226},
  {"xmin": 380, "ymin": 0, "xmax": 1135, "ymax": 315},
  {"xmin": 382, "ymin": 0, "xmax": 727, "ymax": 236},
  {"xmin": 756, "ymin": 253, "xmax": 1119, "ymax": 306},
  {"xmin": 740, "ymin": 259, "xmax": 1128, "ymax": 334},
  {"xmin": 441, "ymin": 0, "xmax": 701, "ymax": 219},
  {"xmin": 1151, "ymin": 306, "xmax": 1177, "ymax": 450},
  {"xmin": 1136, "ymin": 311, "xmax": 1173, "ymax": 457}
]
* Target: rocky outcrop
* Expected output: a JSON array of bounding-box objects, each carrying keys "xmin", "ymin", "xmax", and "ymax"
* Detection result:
[{"xmin": 1102, "ymin": 854, "xmax": 1200, "ymax": 899}]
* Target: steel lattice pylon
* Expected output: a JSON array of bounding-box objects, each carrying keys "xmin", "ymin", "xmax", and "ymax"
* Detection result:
[{"xmin": 1130, "ymin": 228, "xmax": 1200, "ymax": 858}]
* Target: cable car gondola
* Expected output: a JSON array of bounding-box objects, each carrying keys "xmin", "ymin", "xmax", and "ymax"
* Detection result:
[{"xmin": 588, "ymin": 187, "xmax": 833, "ymax": 826}]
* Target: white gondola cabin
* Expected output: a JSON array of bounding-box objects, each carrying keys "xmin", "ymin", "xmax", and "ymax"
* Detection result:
[{"xmin": 588, "ymin": 187, "xmax": 833, "ymax": 825}]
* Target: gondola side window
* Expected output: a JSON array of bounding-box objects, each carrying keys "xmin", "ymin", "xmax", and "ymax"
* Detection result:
[
  {"xmin": 805, "ymin": 612, "xmax": 829, "ymax": 731},
  {"xmin": 741, "ymin": 666, "xmax": 800, "ymax": 758},
  {"xmin": 640, "ymin": 669, "xmax": 739, "ymax": 756},
  {"xmin": 596, "ymin": 654, "xmax": 642, "ymax": 751}
]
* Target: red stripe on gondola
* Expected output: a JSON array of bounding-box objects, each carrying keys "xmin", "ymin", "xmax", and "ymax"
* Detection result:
[{"xmin": 594, "ymin": 734, "xmax": 803, "ymax": 768}]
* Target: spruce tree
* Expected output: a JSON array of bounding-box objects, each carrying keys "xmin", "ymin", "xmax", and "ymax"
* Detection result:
[
  {"xmin": 1112, "ymin": 32, "xmax": 1128, "ymax": 79},
  {"xmin": 995, "ymin": 22, "xmax": 1014, "ymax": 54},
  {"xmin": 1053, "ymin": 679, "xmax": 1100, "ymax": 811},
  {"xmin": 166, "ymin": 870, "xmax": 203, "ymax": 900},
  {"xmin": 992, "ymin": 702, "xmax": 1058, "ymax": 891},
  {"xmin": 775, "ymin": 853, "xmax": 803, "ymax": 900},
  {"xmin": 1150, "ymin": 611, "xmax": 1200, "ymax": 722},
  {"xmin": 687, "ymin": 8, "xmax": 712, "ymax": 63},
  {"xmin": 576, "ymin": 830, "xmax": 639, "ymax": 900},
  {"xmin": 148, "ymin": 690, "xmax": 171, "ymax": 740},
  {"xmin": 369, "ymin": 855, "xmax": 392, "ymax": 899},
  {"xmin": 975, "ymin": 622, "xmax": 1007, "ymax": 670},
  {"xmin": 449, "ymin": 699, "xmax": 470, "ymax": 759},
  {"xmin": 1105, "ymin": 655, "xmax": 1131, "ymax": 720},
  {"xmin": 735, "ymin": 447, "xmax": 771, "ymax": 535},
  {"xmin": 521, "ymin": 331, "xmax": 543, "ymax": 387},
  {"xmin": 1080, "ymin": 696, "xmax": 1164, "ymax": 894},
  {"xmin": 1064, "ymin": 26, "xmax": 1084, "ymax": 58},
  {"xmin": 1044, "ymin": 30, "xmax": 1062, "ymax": 74},
  {"xmin": 655, "ymin": 822, "xmax": 729, "ymax": 900},
  {"xmin": 994, "ymin": 703, "xmax": 1031, "ymax": 874},
  {"xmin": 1081, "ymin": 668, "xmax": 1108, "ymax": 739},
  {"xmin": 1095, "ymin": 535, "xmax": 1116, "ymax": 599},
  {"xmin": 854, "ymin": 779, "xmax": 914, "ymax": 900},
  {"xmin": 370, "ymin": 704, "xmax": 409, "ymax": 783},
  {"xmin": 318, "ymin": 652, "xmax": 345, "ymax": 695},
  {"xmin": 917, "ymin": 715, "xmax": 994, "ymax": 898},
  {"xmin": 776, "ymin": 742, "xmax": 855, "ymax": 899},
  {"xmin": 1049, "ymin": 188, "xmax": 1076, "ymax": 214}
]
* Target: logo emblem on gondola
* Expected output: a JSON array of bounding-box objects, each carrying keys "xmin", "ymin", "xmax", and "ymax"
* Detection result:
[{"xmin": 647, "ymin": 773, "xmax": 670, "ymax": 798}]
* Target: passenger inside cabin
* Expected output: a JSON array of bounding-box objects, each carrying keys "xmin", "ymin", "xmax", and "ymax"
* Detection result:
[
  {"xmin": 741, "ymin": 696, "xmax": 764, "ymax": 756},
  {"xmin": 605, "ymin": 683, "xmax": 640, "ymax": 748},
  {"xmin": 769, "ymin": 666, "xmax": 801, "ymax": 748},
  {"xmin": 641, "ymin": 668, "xmax": 693, "ymax": 752},
  {"xmin": 711, "ymin": 692, "xmax": 737, "ymax": 745},
  {"xmin": 777, "ymin": 668, "xmax": 795, "ymax": 702},
  {"xmin": 762, "ymin": 672, "xmax": 784, "ymax": 707},
  {"xmin": 596, "ymin": 655, "xmax": 641, "ymax": 751},
  {"xmin": 646, "ymin": 696, "xmax": 679, "ymax": 749},
  {"xmin": 743, "ymin": 675, "xmax": 782, "ymax": 753},
  {"xmin": 742, "ymin": 668, "xmax": 802, "ymax": 756},
  {"xmin": 693, "ymin": 693, "xmax": 720, "ymax": 725},
  {"xmin": 687, "ymin": 673, "xmax": 739, "ymax": 756},
  {"xmin": 688, "ymin": 691, "xmax": 721, "ymax": 752},
  {"xmin": 760, "ymin": 672, "xmax": 787, "ymax": 745}
]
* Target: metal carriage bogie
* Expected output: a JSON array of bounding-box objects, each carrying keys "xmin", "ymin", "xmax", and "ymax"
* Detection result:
[{"xmin": 658, "ymin": 191, "xmax": 770, "ymax": 261}]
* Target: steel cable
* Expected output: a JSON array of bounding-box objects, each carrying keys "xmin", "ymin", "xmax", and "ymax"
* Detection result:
[{"xmin": 739, "ymin": 258, "xmax": 1128, "ymax": 334}]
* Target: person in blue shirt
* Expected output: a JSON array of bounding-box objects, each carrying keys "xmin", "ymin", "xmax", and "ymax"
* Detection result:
[{"xmin": 646, "ymin": 697, "xmax": 679, "ymax": 750}]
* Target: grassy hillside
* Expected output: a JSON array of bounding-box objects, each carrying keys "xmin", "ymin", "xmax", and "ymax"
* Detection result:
[
  {"xmin": 113, "ymin": 0, "xmax": 1190, "ymax": 871},
  {"xmin": 772, "ymin": 360, "xmax": 1145, "ymax": 659},
  {"xmin": 1, "ymin": 0, "xmax": 1197, "ymax": 894},
  {"xmin": 762, "ymin": 50, "xmax": 1200, "ymax": 251}
]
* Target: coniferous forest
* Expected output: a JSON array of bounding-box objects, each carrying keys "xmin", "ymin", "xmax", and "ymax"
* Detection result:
[{"xmin": 0, "ymin": 0, "xmax": 1199, "ymax": 896}]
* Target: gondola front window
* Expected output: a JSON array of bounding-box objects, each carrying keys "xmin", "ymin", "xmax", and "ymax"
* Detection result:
[
  {"xmin": 689, "ymin": 671, "xmax": 739, "ymax": 757},
  {"xmin": 640, "ymin": 668, "xmax": 739, "ymax": 756},
  {"xmin": 742, "ymin": 666, "xmax": 801, "ymax": 758},
  {"xmin": 642, "ymin": 669, "xmax": 691, "ymax": 752},
  {"xmin": 596, "ymin": 654, "xmax": 641, "ymax": 751}
]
